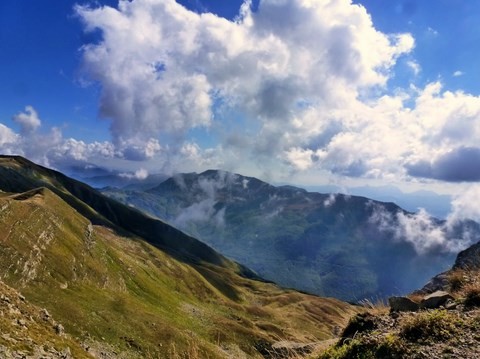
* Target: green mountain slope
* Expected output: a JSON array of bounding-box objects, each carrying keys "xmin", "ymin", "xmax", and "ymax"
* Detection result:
[
  {"xmin": 102, "ymin": 170, "xmax": 476, "ymax": 301},
  {"xmin": 0, "ymin": 156, "xmax": 357, "ymax": 357}
]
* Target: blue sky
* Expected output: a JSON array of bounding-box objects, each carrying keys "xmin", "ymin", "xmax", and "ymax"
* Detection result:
[{"xmin": 2, "ymin": 0, "xmax": 480, "ymax": 207}]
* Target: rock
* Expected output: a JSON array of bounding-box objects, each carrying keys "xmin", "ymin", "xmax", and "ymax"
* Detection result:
[
  {"xmin": 454, "ymin": 242, "xmax": 480, "ymax": 270},
  {"xmin": 420, "ymin": 290, "xmax": 454, "ymax": 309},
  {"xmin": 16, "ymin": 319, "xmax": 27, "ymax": 327},
  {"xmin": 54, "ymin": 323, "xmax": 64, "ymax": 335},
  {"xmin": 417, "ymin": 272, "xmax": 450, "ymax": 294},
  {"xmin": 445, "ymin": 299, "xmax": 457, "ymax": 310},
  {"xmin": 388, "ymin": 296, "xmax": 419, "ymax": 312},
  {"xmin": 40, "ymin": 308, "xmax": 50, "ymax": 321}
]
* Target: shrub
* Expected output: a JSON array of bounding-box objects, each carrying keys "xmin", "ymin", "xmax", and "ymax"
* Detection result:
[
  {"xmin": 340, "ymin": 312, "xmax": 376, "ymax": 342},
  {"xmin": 319, "ymin": 335, "xmax": 407, "ymax": 359},
  {"xmin": 400, "ymin": 310, "xmax": 459, "ymax": 342},
  {"xmin": 448, "ymin": 270, "xmax": 466, "ymax": 292},
  {"xmin": 463, "ymin": 284, "xmax": 480, "ymax": 308}
]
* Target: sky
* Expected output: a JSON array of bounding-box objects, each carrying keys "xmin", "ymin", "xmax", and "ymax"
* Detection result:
[{"xmin": 2, "ymin": 0, "xmax": 480, "ymax": 207}]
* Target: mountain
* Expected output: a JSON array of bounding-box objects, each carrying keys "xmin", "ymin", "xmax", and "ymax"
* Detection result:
[
  {"xmin": 0, "ymin": 156, "xmax": 357, "ymax": 358},
  {"xmin": 304, "ymin": 184, "xmax": 452, "ymax": 219},
  {"xmin": 83, "ymin": 173, "xmax": 168, "ymax": 191},
  {"xmin": 102, "ymin": 169, "xmax": 478, "ymax": 301}
]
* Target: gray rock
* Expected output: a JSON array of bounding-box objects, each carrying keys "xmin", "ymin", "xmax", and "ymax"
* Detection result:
[
  {"xmin": 54, "ymin": 323, "xmax": 64, "ymax": 335},
  {"xmin": 420, "ymin": 290, "xmax": 454, "ymax": 309},
  {"xmin": 417, "ymin": 272, "xmax": 449, "ymax": 294},
  {"xmin": 40, "ymin": 308, "xmax": 50, "ymax": 321},
  {"xmin": 388, "ymin": 296, "xmax": 419, "ymax": 312},
  {"xmin": 445, "ymin": 299, "xmax": 457, "ymax": 310}
]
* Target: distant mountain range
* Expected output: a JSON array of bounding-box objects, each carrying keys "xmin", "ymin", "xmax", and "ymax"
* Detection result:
[
  {"xmin": 304, "ymin": 184, "xmax": 452, "ymax": 219},
  {"xmin": 102, "ymin": 169, "xmax": 479, "ymax": 301},
  {"xmin": 0, "ymin": 156, "xmax": 357, "ymax": 357}
]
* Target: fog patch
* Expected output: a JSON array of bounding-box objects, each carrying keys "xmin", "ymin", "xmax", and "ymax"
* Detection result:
[
  {"xmin": 119, "ymin": 168, "xmax": 148, "ymax": 180},
  {"xmin": 368, "ymin": 202, "xmax": 477, "ymax": 255},
  {"xmin": 323, "ymin": 193, "xmax": 336, "ymax": 207}
]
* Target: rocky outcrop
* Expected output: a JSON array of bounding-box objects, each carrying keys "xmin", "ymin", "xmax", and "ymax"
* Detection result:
[
  {"xmin": 389, "ymin": 290, "xmax": 456, "ymax": 312},
  {"xmin": 454, "ymin": 241, "xmax": 480, "ymax": 270},
  {"xmin": 420, "ymin": 291, "xmax": 454, "ymax": 309},
  {"xmin": 0, "ymin": 280, "xmax": 91, "ymax": 358},
  {"xmin": 417, "ymin": 272, "xmax": 449, "ymax": 294},
  {"xmin": 389, "ymin": 296, "xmax": 419, "ymax": 312}
]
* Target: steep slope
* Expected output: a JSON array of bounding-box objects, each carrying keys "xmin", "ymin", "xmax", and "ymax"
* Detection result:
[
  {"xmin": 0, "ymin": 156, "xmax": 244, "ymax": 271},
  {"xmin": 0, "ymin": 156, "xmax": 357, "ymax": 358},
  {"xmin": 0, "ymin": 279, "xmax": 91, "ymax": 358},
  {"xmin": 102, "ymin": 170, "xmax": 477, "ymax": 300},
  {"xmin": 319, "ymin": 237, "xmax": 480, "ymax": 359}
]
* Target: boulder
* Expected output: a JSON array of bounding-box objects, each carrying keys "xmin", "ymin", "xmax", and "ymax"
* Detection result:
[
  {"xmin": 388, "ymin": 296, "xmax": 419, "ymax": 312},
  {"xmin": 420, "ymin": 290, "xmax": 454, "ymax": 309},
  {"xmin": 54, "ymin": 323, "xmax": 64, "ymax": 335}
]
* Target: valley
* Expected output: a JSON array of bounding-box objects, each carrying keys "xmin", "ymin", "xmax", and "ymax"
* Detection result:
[{"xmin": 102, "ymin": 170, "xmax": 477, "ymax": 301}]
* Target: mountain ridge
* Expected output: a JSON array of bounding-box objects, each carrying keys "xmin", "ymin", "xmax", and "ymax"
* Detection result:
[
  {"xmin": 102, "ymin": 168, "xmax": 476, "ymax": 300},
  {"xmin": 0, "ymin": 156, "xmax": 253, "ymax": 273}
]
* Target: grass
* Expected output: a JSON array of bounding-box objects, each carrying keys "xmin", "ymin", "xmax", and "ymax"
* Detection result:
[
  {"xmin": 463, "ymin": 283, "xmax": 480, "ymax": 308},
  {"xmin": 448, "ymin": 270, "xmax": 467, "ymax": 292},
  {"xmin": 399, "ymin": 310, "xmax": 460, "ymax": 343},
  {"xmin": 0, "ymin": 185, "xmax": 358, "ymax": 357},
  {"xmin": 319, "ymin": 334, "xmax": 408, "ymax": 359}
]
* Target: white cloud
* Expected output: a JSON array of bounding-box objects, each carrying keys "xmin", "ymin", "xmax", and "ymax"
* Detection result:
[
  {"xmin": 407, "ymin": 60, "xmax": 420, "ymax": 75},
  {"xmin": 323, "ymin": 193, "xmax": 336, "ymax": 207},
  {"xmin": 0, "ymin": 124, "xmax": 19, "ymax": 148},
  {"xmin": 12, "ymin": 106, "xmax": 41, "ymax": 134},
  {"xmin": 369, "ymin": 203, "xmax": 473, "ymax": 254},
  {"xmin": 0, "ymin": 107, "xmax": 118, "ymax": 170},
  {"xmin": 76, "ymin": 0, "xmax": 414, "ymax": 175},
  {"xmin": 119, "ymin": 168, "xmax": 149, "ymax": 180},
  {"xmin": 7, "ymin": 1, "xmax": 478, "ymax": 187},
  {"xmin": 453, "ymin": 70, "xmax": 464, "ymax": 77},
  {"xmin": 284, "ymin": 147, "xmax": 314, "ymax": 171},
  {"xmin": 447, "ymin": 185, "xmax": 480, "ymax": 224}
]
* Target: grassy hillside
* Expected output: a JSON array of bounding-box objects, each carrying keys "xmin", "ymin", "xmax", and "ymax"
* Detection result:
[{"xmin": 0, "ymin": 156, "xmax": 358, "ymax": 357}]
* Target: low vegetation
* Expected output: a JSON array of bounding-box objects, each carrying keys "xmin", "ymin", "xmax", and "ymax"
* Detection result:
[{"xmin": 399, "ymin": 310, "xmax": 460, "ymax": 342}]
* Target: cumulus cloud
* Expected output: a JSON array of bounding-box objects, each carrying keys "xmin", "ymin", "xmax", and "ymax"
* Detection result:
[
  {"xmin": 76, "ymin": 0, "xmax": 416, "ymax": 176},
  {"xmin": 12, "ymin": 106, "xmax": 41, "ymax": 134},
  {"xmin": 119, "ymin": 138, "xmax": 162, "ymax": 161},
  {"xmin": 0, "ymin": 106, "xmax": 117, "ymax": 171},
  {"xmin": 5, "ymin": 1, "xmax": 477, "ymax": 185},
  {"xmin": 0, "ymin": 124, "xmax": 19, "ymax": 150}
]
